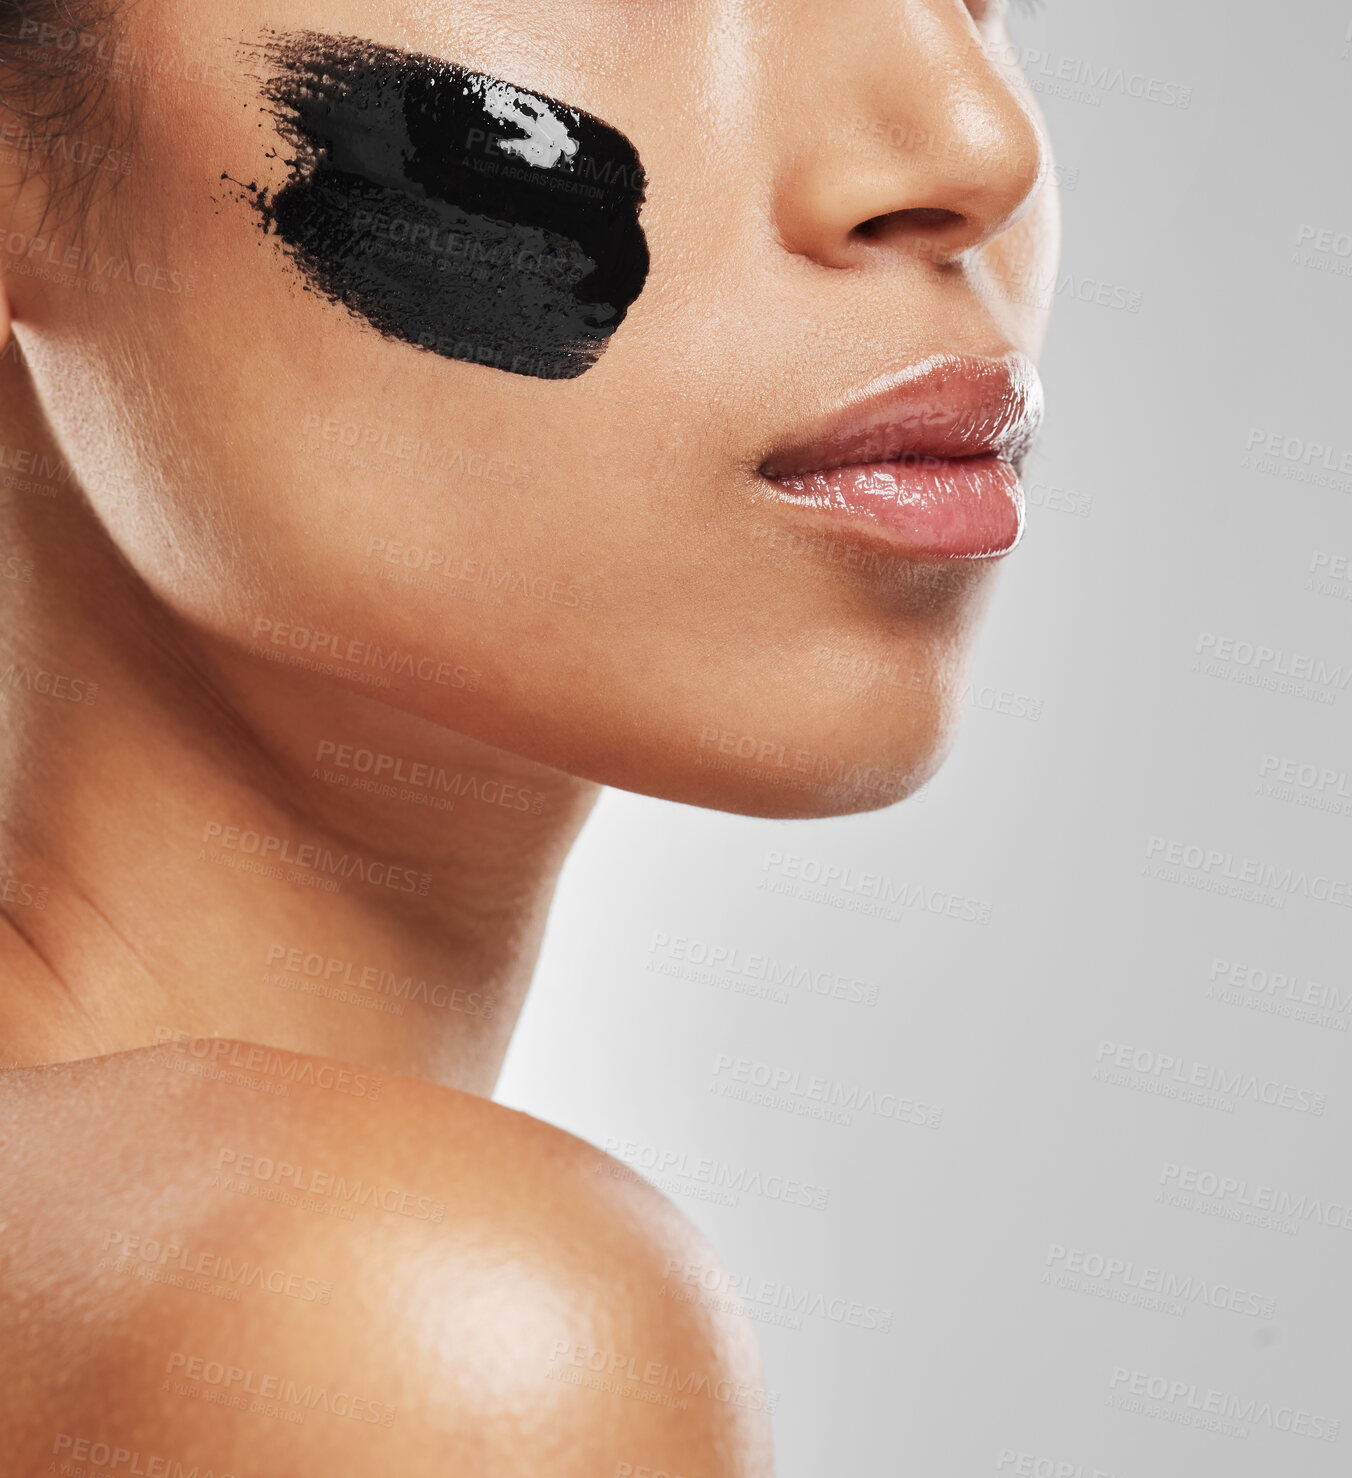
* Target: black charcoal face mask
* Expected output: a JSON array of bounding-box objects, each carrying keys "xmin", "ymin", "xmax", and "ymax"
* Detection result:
[{"xmin": 239, "ymin": 32, "xmax": 650, "ymax": 380}]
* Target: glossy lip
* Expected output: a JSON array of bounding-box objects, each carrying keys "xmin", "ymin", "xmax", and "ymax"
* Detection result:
[{"xmin": 756, "ymin": 352, "xmax": 1044, "ymax": 560}]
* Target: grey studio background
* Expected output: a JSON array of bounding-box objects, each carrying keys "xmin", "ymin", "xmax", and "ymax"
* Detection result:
[{"xmin": 498, "ymin": 4, "xmax": 1352, "ymax": 1475}]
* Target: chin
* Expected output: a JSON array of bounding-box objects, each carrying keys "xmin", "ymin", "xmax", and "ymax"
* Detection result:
[{"xmin": 637, "ymin": 689, "xmax": 962, "ymax": 821}]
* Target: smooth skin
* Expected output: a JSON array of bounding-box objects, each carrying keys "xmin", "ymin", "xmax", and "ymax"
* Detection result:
[
  {"xmin": 0, "ymin": 0, "xmax": 1058, "ymax": 1471},
  {"xmin": 2, "ymin": 1048, "xmax": 773, "ymax": 1475}
]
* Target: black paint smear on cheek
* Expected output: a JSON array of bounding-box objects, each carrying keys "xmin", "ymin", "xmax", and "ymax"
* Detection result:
[{"xmin": 245, "ymin": 32, "xmax": 650, "ymax": 380}]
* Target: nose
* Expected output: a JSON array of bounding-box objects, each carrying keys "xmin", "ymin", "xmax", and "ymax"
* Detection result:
[{"xmin": 769, "ymin": 1, "xmax": 1049, "ymax": 269}]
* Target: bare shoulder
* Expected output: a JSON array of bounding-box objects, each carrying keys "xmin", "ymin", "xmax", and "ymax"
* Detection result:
[{"xmin": 0, "ymin": 1042, "xmax": 775, "ymax": 1477}]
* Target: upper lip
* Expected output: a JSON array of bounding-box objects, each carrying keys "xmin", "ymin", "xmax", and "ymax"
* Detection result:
[{"xmin": 758, "ymin": 351, "xmax": 1044, "ymax": 481}]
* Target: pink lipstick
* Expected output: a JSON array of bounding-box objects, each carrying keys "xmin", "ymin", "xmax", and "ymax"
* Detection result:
[{"xmin": 757, "ymin": 352, "xmax": 1044, "ymax": 560}]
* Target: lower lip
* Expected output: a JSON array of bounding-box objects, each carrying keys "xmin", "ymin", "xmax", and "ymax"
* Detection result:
[{"xmin": 761, "ymin": 454, "xmax": 1025, "ymax": 559}]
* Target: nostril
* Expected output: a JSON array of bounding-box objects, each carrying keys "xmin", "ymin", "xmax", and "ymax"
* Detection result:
[{"xmin": 852, "ymin": 206, "xmax": 964, "ymax": 241}]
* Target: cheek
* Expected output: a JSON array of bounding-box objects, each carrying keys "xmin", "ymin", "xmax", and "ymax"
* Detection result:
[
  {"xmin": 987, "ymin": 173, "xmax": 1061, "ymax": 346},
  {"xmin": 232, "ymin": 32, "xmax": 651, "ymax": 383}
]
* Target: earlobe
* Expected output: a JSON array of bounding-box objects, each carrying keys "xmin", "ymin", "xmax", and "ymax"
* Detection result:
[{"xmin": 0, "ymin": 160, "xmax": 40, "ymax": 346}]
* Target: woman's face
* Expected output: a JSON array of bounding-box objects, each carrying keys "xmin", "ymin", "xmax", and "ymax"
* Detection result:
[{"xmin": 8, "ymin": 0, "xmax": 1056, "ymax": 818}]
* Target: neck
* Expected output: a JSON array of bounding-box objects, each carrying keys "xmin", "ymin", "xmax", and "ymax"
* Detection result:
[{"xmin": 0, "ymin": 348, "xmax": 598, "ymax": 1095}]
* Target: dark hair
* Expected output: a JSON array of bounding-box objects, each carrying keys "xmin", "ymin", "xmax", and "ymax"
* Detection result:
[{"xmin": 0, "ymin": 1, "xmax": 125, "ymax": 222}]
